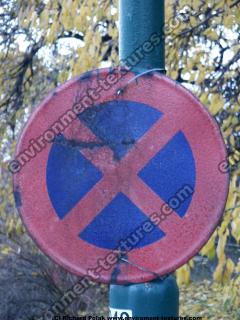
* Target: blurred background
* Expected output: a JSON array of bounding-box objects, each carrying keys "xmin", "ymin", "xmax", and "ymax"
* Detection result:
[{"xmin": 0, "ymin": 0, "xmax": 239, "ymax": 319}]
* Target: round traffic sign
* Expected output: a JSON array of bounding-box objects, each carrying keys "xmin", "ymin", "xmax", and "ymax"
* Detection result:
[{"xmin": 12, "ymin": 68, "xmax": 229, "ymax": 283}]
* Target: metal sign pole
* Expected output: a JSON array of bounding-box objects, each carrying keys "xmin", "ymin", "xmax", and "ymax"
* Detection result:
[
  {"xmin": 109, "ymin": 0, "xmax": 179, "ymax": 317},
  {"xmin": 119, "ymin": 0, "xmax": 165, "ymax": 72}
]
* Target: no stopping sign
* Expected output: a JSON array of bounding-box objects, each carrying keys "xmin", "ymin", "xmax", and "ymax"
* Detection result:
[{"xmin": 12, "ymin": 68, "xmax": 229, "ymax": 283}]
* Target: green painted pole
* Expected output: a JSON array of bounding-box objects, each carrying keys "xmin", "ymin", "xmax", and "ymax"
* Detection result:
[
  {"xmin": 109, "ymin": 276, "xmax": 179, "ymax": 317},
  {"xmin": 119, "ymin": 0, "xmax": 165, "ymax": 72},
  {"xmin": 109, "ymin": 0, "xmax": 180, "ymax": 317}
]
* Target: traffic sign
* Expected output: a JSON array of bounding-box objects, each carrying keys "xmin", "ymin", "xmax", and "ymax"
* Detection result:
[{"xmin": 13, "ymin": 68, "xmax": 229, "ymax": 283}]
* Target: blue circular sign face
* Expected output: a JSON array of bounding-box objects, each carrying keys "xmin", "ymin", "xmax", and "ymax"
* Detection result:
[
  {"xmin": 13, "ymin": 68, "xmax": 229, "ymax": 283},
  {"xmin": 47, "ymin": 100, "xmax": 195, "ymax": 250}
]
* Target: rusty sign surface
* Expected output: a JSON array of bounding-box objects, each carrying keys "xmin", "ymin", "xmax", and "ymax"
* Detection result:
[{"xmin": 13, "ymin": 68, "xmax": 229, "ymax": 283}]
